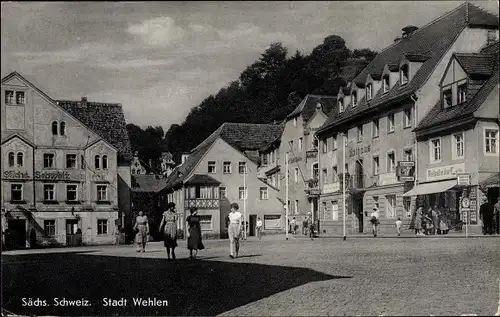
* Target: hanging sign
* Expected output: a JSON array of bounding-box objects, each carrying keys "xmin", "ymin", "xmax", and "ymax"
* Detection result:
[{"xmin": 456, "ymin": 174, "xmax": 471, "ymax": 187}]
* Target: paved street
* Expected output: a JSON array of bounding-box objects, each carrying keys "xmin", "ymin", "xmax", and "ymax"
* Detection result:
[{"xmin": 2, "ymin": 237, "xmax": 500, "ymax": 316}]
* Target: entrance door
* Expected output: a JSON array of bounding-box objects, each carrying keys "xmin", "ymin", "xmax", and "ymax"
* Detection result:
[
  {"xmin": 8, "ymin": 219, "xmax": 27, "ymax": 249},
  {"xmin": 353, "ymin": 197, "xmax": 364, "ymax": 233},
  {"xmin": 249, "ymin": 215, "xmax": 257, "ymax": 237},
  {"xmin": 312, "ymin": 198, "xmax": 319, "ymax": 221},
  {"xmin": 66, "ymin": 219, "xmax": 78, "ymax": 246}
]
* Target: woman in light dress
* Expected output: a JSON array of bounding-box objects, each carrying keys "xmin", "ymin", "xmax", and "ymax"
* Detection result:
[
  {"xmin": 134, "ymin": 210, "xmax": 149, "ymax": 252},
  {"xmin": 414, "ymin": 205, "xmax": 423, "ymax": 236},
  {"xmin": 159, "ymin": 202, "xmax": 178, "ymax": 261}
]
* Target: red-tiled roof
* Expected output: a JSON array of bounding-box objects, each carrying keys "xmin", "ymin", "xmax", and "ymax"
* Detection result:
[
  {"xmin": 318, "ymin": 3, "xmax": 499, "ymax": 134},
  {"xmin": 287, "ymin": 94, "xmax": 337, "ymax": 122}
]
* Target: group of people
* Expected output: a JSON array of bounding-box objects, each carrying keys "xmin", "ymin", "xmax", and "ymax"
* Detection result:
[
  {"xmin": 412, "ymin": 204, "xmax": 450, "ymax": 236},
  {"xmin": 133, "ymin": 202, "xmax": 205, "ymax": 260}
]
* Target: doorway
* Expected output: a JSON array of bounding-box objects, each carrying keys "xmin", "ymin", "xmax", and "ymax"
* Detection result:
[
  {"xmin": 353, "ymin": 195, "xmax": 364, "ymax": 233},
  {"xmin": 249, "ymin": 215, "xmax": 257, "ymax": 237},
  {"xmin": 8, "ymin": 219, "xmax": 27, "ymax": 249},
  {"xmin": 66, "ymin": 219, "xmax": 78, "ymax": 246}
]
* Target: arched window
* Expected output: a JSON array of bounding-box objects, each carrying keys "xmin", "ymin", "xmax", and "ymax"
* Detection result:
[
  {"xmin": 102, "ymin": 155, "xmax": 108, "ymax": 169},
  {"xmin": 51, "ymin": 121, "xmax": 58, "ymax": 135},
  {"xmin": 17, "ymin": 152, "xmax": 24, "ymax": 167},
  {"xmin": 95, "ymin": 155, "xmax": 100, "ymax": 169},
  {"xmin": 60, "ymin": 122, "xmax": 66, "ymax": 136},
  {"xmin": 8, "ymin": 152, "xmax": 15, "ymax": 167}
]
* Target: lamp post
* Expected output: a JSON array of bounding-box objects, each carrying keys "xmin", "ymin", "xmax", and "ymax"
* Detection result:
[
  {"xmin": 285, "ymin": 152, "xmax": 289, "ymax": 240},
  {"xmin": 342, "ymin": 132, "xmax": 346, "ymax": 241},
  {"xmin": 243, "ymin": 162, "xmax": 247, "ymax": 240}
]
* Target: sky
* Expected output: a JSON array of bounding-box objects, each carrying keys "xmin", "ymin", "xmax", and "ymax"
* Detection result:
[{"xmin": 1, "ymin": 1, "xmax": 498, "ymax": 130}]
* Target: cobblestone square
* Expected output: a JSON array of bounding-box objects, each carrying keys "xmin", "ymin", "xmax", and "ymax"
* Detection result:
[{"xmin": 3, "ymin": 236, "xmax": 500, "ymax": 316}]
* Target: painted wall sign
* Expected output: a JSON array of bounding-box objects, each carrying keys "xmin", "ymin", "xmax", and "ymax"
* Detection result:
[
  {"xmin": 426, "ymin": 163, "xmax": 465, "ymax": 182},
  {"xmin": 397, "ymin": 161, "xmax": 415, "ymax": 182},
  {"xmin": 35, "ymin": 171, "xmax": 71, "ymax": 180},
  {"xmin": 349, "ymin": 145, "xmax": 371, "ymax": 158},
  {"xmin": 3, "ymin": 171, "xmax": 30, "ymax": 179},
  {"xmin": 322, "ymin": 182, "xmax": 340, "ymax": 194},
  {"xmin": 306, "ymin": 150, "xmax": 318, "ymax": 159}
]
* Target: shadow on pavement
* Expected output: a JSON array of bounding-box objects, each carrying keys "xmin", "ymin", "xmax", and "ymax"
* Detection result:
[{"xmin": 2, "ymin": 252, "xmax": 350, "ymax": 316}]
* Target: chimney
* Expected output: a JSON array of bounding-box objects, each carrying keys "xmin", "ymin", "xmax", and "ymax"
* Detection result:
[
  {"xmin": 181, "ymin": 153, "xmax": 190, "ymax": 164},
  {"xmin": 81, "ymin": 96, "xmax": 87, "ymax": 107}
]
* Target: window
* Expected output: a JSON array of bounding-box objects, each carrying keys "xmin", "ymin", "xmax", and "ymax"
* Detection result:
[
  {"xmin": 11, "ymin": 184, "xmax": 23, "ymax": 201},
  {"xmin": 372, "ymin": 156, "xmax": 380, "ymax": 175},
  {"xmin": 312, "ymin": 163, "xmax": 319, "ymax": 180},
  {"xmin": 345, "ymin": 163, "xmax": 349, "ymax": 174},
  {"xmin": 313, "ymin": 138, "xmax": 319, "ymax": 149},
  {"xmin": 372, "ymin": 119, "xmax": 379, "ymax": 138},
  {"xmin": 400, "ymin": 65, "xmax": 409, "ymax": 85},
  {"xmin": 338, "ymin": 99, "xmax": 344, "ymax": 113},
  {"xmin": 270, "ymin": 151, "xmax": 274, "ymax": 164},
  {"xmin": 16, "ymin": 152, "xmax": 23, "ymax": 167},
  {"xmin": 443, "ymin": 88, "xmax": 452, "ymax": 108},
  {"xmin": 352, "ymin": 91, "xmax": 357, "ymax": 107},
  {"xmin": 294, "ymin": 168, "xmax": 299, "ymax": 183},
  {"xmin": 60, "ymin": 122, "xmax": 66, "ymax": 136},
  {"xmin": 8, "ymin": 152, "xmax": 15, "ymax": 167},
  {"xmin": 51, "ymin": 121, "xmax": 58, "ymax": 135},
  {"xmin": 97, "ymin": 219, "xmax": 108, "ymax": 235},
  {"xmin": 386, "ymin": 195, "xmax": 397, "ymax": 218},
  {"xmin": 289, "ymin": 140, "xmax": 294, "ymax": 152},
  {"xmin": 485, "ymin": 129, "xmax": 498, "ymax": 154},
  {"xmin": 403, "ymin": 148, "xmax": 413, "ymax": 161},
  {"xmin": 102, "ymin": 155, "xmax": 108, "ymax": 169},
  {"xmin": 208, "ymin": 161, "xmax": 216, "ymax": 173},
  {"xmin": 97, "ymin": 185, "xmax": 108, "ymax": 201},
  {"xmin": 333, "ymin": 166, "xmax": 338, "ymax": 182},
  {"xmin": 387, "ymin": 113, "xmax": 395, "ymax": 133},
  {"xmin": 331, "ymin": 201, "xmax": 339, "ymax": 221},
  {"xmin": 298, "ymin": 137, "xmax": 303, "ymax": 151},
  {"xmin": 357, "ymin": 125, "xmax": 363, "ymax": 142},
  {"xmin": 430, "ymin": 138, "xmax": 441, "ymax": 162},
  {"xmin": 238, "ymin": 162, "xmax": 247, "ymax": 174},
  {"xmin": 383, "ymin": 75, "xmax": 390, "ymax": 93},
  {"xmin": 199, "ymin": 215, "xmax": 213, "ymax": 231},
  {"xmin": 294, "ymin": 200, "xmax": 299, "ymax": 214},
  {"xmin": 403, "ymin": 108, "xmax": 412, "ymax": 128},
  {"xmin": 44, "ymin": 184, "xmax": 56, "ymax": 201},
  {"xmin": 66, "ymin": 185, "xmax": 78, "ymax": 201},
  {"xmin": 322, "ymin": 169, "xmax": 328, "ymax": 184},
  {"xmin": 44, "ymin": 220, "xmax": 56, "ymax": 236},
  {"xmin": 43, "ymin": 153, "xmax": 54, "ymax": 168},
  {"xmin": 223, "ymin": 161, "xmax": 231, "ymax": 174},
  {"xmin": 387, "ymin": 152, "xmax": 395, "ymax": 172},
  {"xmin": 373, "ymin": 196, "xmax": 379, "ymax": 209},
  {"xmin": 95, "ymin": 155, "xmax": 100, "ymax": 169},
  {"xmin": 333, "ymin": 135, "xmax": 338, "ymax": 150},
  {"xmin": 66, "ymin": 154, "xmax": 77, "ymax": 169},
  {"xmin": 293, "ymin": 117, "xmax": 297, "ymax": 127},
  {"xmin": 322, "ymin": 202, "xmax": 327, "ymax": 220},
  {"xmin": 219, "ymin": 187, "xmax": 227, "ymax": 199},
  {"xmin": 366, "ymin": 84, "xmax": 373, "ymax": 100},
  {"xmin": 15, "ymin": 91, "xmax": 25, "ymax": 104},
  {"xmin": 5, "ymin": 90, "xmax": 14, "ymax": 104},
  {"xmin": 458, "ymin": 84, "xmax": 467, "ymax": 104},
  {"xmin": 262, "ymin": 154, "xmax": 268, "ymax": 166},
  {"xmin": 452, "ymin": 133, "xmax": 464, "ymax": 159},
  {"xmin": 238, "ymin": 187, "xmax": 247, "ymax": 200},
  {"xmin": 260, "ymin": 187, "xmax": 268, "ymax": 200},
  {"xmin": 403, "ymin": 197, "xmax": 412, "ymax": 218},
  {"xmin": 322, "ymin": 139, "xmax": 328, "ymax": 153}
]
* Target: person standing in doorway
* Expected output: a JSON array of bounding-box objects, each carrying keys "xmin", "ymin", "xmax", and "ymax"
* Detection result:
[
  {"xmin": 256, "ymin": 217, "xmax": 263, "ymax": 241},
  {"xmin": 134, "ymin": 210, "xmax": 149, "ymax": 252},
  {"xmin": 228, "ymin": 203, "xmax": 242, "ymax": 259},
  {"xmin": 159, "ymin": 202, "xmax": 178, "ymax": 260},
  {"xmin": 370, "ymin": 207, "xmax": 380, "ymax": 237},
  {"xmin": 186, "ymin": 207, "xmax": 204, "ymax": 259}
]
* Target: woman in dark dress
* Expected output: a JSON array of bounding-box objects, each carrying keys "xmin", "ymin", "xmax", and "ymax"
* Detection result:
[
  {"xmin": 186, "ymin": 207, "xmax": 205, "ymax": 259},
  {"xmin": 159, "ymin": 202, "xmax": 178, "ymax": 261}
]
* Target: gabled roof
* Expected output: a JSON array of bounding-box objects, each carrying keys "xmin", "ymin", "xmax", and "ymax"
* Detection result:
[
  {"xmin": 415, "ymin": 50, "xmax": 499, "ymax": 134},
  {"xmin": 131, "ymin": 174, "xmax": 169, "ymax": 193},
  {"xmin": 164, "ymin": 122, "xmax": 284, "ymax": 190},
  {"xmin": 185, "ymin": 174, "xmax": 221, "ymax": 185},
  {"xmin": 454, "ymin": 53, "xmax": 497, "ymax": 76},
  {"xmin": 480, "ymin": 40, "xmax": 499, "ymax": 54},
  {"xmin": 57, "ymin": 100, "xmax": 133, "ymax": 162},
  {"xmin": 287, "ymin": 95, "xmax": 337, "ymax": 122},
  {"xmin": 318, "ymin": 3, "xmax": 499, "ymax": 135}
]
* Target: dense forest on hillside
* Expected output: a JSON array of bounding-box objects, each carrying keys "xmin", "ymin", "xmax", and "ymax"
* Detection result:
[{"xmin": 128, "ymin": 35, "xmax": 377, "ymax": 165}]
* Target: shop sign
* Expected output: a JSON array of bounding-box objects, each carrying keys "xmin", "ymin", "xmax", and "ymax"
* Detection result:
[
  {"xmin": 307, "ymin": 189, "xmax": 321, "ymax": 196},
  {"xmin": 426, "ymin": 163, "xmax": 465, "ymax": 182},
  {"xmin": 349, "ymin": 145, "xmax": 371, "ymax": 158},
  {"xmin": 35, "ymin": 171, "xmax": 71, "ymax": 180},
  {"xmin": 3, "ymin": 171, "xmax": 30, "ymax": 179},
  {"xmin": 323, "ymin": 182, "xmax": 340, "ymax": 194},
  {"xmin": 306, "ymin": 150, "xmax": 318, "ymax": 159},
  {"xmin": 397, "ymin": 161, "xmax": 415, "ymax": 182},
  {"xmin": 456, "ymin": 174, "xmax": 471, "ymax": 187}
]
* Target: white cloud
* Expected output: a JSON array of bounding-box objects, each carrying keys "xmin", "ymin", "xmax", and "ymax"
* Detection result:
[{"xmin": 127, "ymin": 16, "xmax": 185, "ymax": 46}]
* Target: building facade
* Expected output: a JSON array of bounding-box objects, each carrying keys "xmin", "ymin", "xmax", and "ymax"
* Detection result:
[
  {"xmin": 316, "ymin": 3, "xmax": 499, "ymax": 234},
  {"xmin": 1, "ymin": 72, "xmax": 132, "ymax": 248}
]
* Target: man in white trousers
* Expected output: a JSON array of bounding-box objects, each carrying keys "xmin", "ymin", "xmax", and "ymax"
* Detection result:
[{"xmin": 228, "ymin": 203, "xmax": 243, "ymax": 259}]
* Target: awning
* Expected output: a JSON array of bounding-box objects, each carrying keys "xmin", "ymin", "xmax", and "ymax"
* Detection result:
[
  {"xmin": 479, "ymin": 173, "xmax": 500, "ymax": 188},
  {"xmin": 403, "ymin": 179, "xmax": 457, "ymax": 197}
]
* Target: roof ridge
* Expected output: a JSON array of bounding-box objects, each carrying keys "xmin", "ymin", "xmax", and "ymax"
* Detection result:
[
  {"xmin": 57, "ymin": 99, "xmax": 122, "ymax": 107},
  {"xmin": 308, "ymin": 94, "xmax": 337, "ymax": 98}
]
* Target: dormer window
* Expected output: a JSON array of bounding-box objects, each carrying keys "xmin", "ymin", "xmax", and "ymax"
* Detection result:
[
  {"xmin": 443, "ymin": 88, "xmax": 452, "ymax": 109},
  {"xmin": 366, "ymin": 84, "xmax": 373, "ymax": 101},
  {"xmin": 338, "ymin": 99, "xmax": 344, "ymax": 113},
  {"xmin": 383, "ymin": 75, "xmax": 390, "ymax": 93},
  {"xmin": 457, "ymin": 84, "xmax": 467, "ymax": 104},
  {"xmin": 352, "ymin": 91, "xmax": 357, "ymax": 107},
  {"xmin": 400, "ymin": 64, "xmax": 409, "ymax": 85}
]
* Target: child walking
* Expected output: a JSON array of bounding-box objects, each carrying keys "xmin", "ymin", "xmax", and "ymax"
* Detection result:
[{"xmin": 395, "ymin": 217, "xmax": 403, "ymax": 236}]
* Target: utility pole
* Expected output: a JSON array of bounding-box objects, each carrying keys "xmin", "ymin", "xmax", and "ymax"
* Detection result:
[
  {"xmin": 243, "ymin": 162, "xmax": 247, "ymax": 240},
  {"xmin": 342, "ymin": 132, "xmax": 347, "ymax": 241},
  {"xmin": 285, "ymin": 152, "xmax": 289, "ymax": 240}
]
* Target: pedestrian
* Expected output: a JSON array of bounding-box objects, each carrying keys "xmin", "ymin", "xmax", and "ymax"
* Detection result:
[
  {"xmin": 306, "ymin": 213, "xmax": 314, "ymax": 240},
  {"xmin": 228, "ymin": 202, "xmax": 243, "ymax": 259},
  {"xmin": 438, "ymin": 207, "xmax": 449, "ymax": 235},
  {"xmin": 494, "ymin": 199, "xmax": 500, "ymax": 235},
  {"xmin": 291, "ymin": 217, "xmax": 297, "ymax": 234},
  {"xmin": 134, "ymin": 210, "xmax": 149, "ymax": 252},
  {"xmin": 114, "ymin": 225, "xmax": 121, "ymax": 246},
  {"xmin": 186, "ymin": 207, "xmax": 204, "ymax": 260},
  {"xmin": 302, "ymin": 217, "xmax": 308, "ymax": 235},
  {"xmin": 370, "ymin": 207, "xmax": 380, "ymax": 237},
  {"xmin": 159, "ymin": 202, "xmax": 178, "ymax": 260},
  {"xmin": 256, "ymin": 217, "xmax": 263, "ymax": 241},
  {"xmin": 395, "ymin": 217, "xmax": 403, "ymax": 236},
  {"xmin": 414, "ymin": 204, "xmax": 423, "ymax": 236},
  {"xmin": 29, "ymin": 228, "xmax": 37, "ymax": 249},
  {"xmin": 479, "ymin": 200, "xmax": 494, "ymax": 235},
  {"xmin": 431, "ymin": 205, "xmax": 439, "ymax": 235}
]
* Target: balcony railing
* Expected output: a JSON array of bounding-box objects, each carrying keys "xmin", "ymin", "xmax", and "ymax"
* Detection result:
[{"xmin": 185, "ymin": 198, "xmax": 219, "ymax": 209}]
